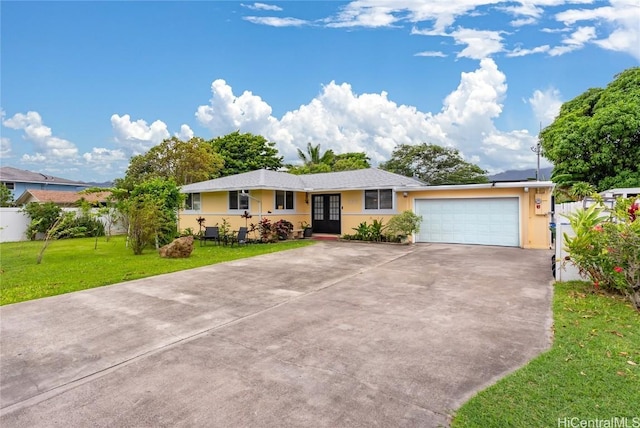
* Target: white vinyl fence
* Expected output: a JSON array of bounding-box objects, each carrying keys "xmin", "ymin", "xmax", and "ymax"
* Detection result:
[
  {"xmin": 0, "ymin": 208, "xmax": 31, "ymax": 243},
  {"xmin": 554, "ymin": 202, "xmax": 587, "ymax": 281},
  {"xmin": 0, "ymin": 207, "xmax": 126, "ymax": 243}
]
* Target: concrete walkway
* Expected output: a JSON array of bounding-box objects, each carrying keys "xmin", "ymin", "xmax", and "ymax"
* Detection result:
[{"xmin": 0, "ymin": 242, "xmax": 553, "ymax": 427}]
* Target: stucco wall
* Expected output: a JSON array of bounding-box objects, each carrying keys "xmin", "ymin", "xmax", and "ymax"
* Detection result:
[
  {"xmin": 179, "ymin": 185, "xmax": 553, "ymax": 248},
  {"xmin": 180, "ymin": 190, "xmax": 311, "ymax": 234}
]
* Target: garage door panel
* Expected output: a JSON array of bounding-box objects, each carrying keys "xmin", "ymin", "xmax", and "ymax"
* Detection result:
[{"xmin": 416, "ymin": 198, "xmax": 519, "ymax": 247}]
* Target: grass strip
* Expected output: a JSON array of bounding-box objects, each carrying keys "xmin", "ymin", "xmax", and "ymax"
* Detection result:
[
  {"xmin": 0, "ymin": 236, "xmax": 315, "ymax": 305},
  {"xmin": 452, "ymin": 281, "xmax": 639, "ymax": 427}
]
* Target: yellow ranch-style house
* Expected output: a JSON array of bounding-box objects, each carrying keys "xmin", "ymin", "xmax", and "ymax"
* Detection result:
[{"xmin": 179, "ymin": 168, "xmax": 554, "ymax": 249}]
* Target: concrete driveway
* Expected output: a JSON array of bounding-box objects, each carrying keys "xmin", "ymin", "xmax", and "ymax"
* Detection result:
[{"xmin": 0, "ymin": 242, "xmax": 553, "ymax": 427}]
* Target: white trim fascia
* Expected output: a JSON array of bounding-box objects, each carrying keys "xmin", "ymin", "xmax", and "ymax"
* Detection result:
[{"xmin": 398, "ymin": 181, "xmax": 554, "ymax": 192}]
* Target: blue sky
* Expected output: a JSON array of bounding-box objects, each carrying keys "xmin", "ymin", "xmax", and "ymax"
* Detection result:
[{"xmin": 1, "ymin": 1, "xmax": 639, "ymax": 182}]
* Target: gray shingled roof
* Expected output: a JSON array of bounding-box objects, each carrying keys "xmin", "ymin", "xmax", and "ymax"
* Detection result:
[
  {"xmin": 181, "ymin": 168, "xmax": 424, "ymax": 193},
  {"xmin": 181, "ymin": 169, "xmax": 306, "ymax": 192},
  {"xmin": 0, "ymin": 166, "xmax": 87, "ymax": 186},
  {"xmin": 300, "ymin": 168, "xmax": 424, "ymax": 190}
]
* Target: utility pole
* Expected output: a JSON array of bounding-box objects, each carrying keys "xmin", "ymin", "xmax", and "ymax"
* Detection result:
[{"xmin": 531, "ymin": 122, "xmax": 542, "ymax": 181}]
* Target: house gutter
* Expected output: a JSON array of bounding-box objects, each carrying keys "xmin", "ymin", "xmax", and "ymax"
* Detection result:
[{"xmin": 395, "ymin": 181, "xmax": 555, "ymax": 192}]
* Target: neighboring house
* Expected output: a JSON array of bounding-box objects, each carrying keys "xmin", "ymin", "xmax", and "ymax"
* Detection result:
[
  {"xmin": 14, "ymin": 189, "xmax": 111, "ymax": 207},
  {"xmin": 1, "ymin": 189, "xmax": 117, "ymax": 243},
  {"xmin": 600, "ymin": 188, "xmax": 639, "ymax": 199},
  {"xmin": 0, "ymin": 166, "xmax": 90, "ymax": 200},
  {"xmin": 179, "ymin": 168, "xmax": 555, "ymax": 249}
]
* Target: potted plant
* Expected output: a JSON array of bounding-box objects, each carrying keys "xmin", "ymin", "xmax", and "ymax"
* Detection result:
[{"xmin": 300, "ymin": 221, "xmax": 313, "ymax": 238}]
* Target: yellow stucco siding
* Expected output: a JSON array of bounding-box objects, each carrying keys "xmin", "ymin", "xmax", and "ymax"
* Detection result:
[
  {"xmin": 179, "ymin": 185, "xmax": 553, "ymax": 249},
  {"xmin": 340, "ymin": 214, "xmax": 396, "ymax": 236},
  {"xmin": 334, "ymin": 190, "xmax": 406, "ymax": 236},
  {"xmin": 179, "ymin": 190, "xmax": 312, "ymax": 234},
  {"xmin": 525, "ymin": 187, "xmax": 553, "ymax": 249}
]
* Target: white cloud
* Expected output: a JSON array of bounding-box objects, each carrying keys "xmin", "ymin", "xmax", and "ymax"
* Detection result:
[
  {"xmin": 528, "ymin": 88, "xmax": 563, "ymax": 127},
  {"xmin": 548, "ymin": 26, "xmax": 597, "ymax": 56},
  {"xmin": 500, "ymin": 4, "xmax": 543, "ymax": 19},
  {"xmin": 82, "ymin": 147, "xmax": 127, "ymax": 164},
  {"xmin": 450, "ymin": 28, "xmax": 504, "ymax": 59},
  {"xmin": 2, "ymin": 111, "xmax": 79, "ymax": 160},
  {"xmin": 81, "ymin": 147, "xmax": 127, "ymax": 176},
  {"xmin": 555, "ymin": 0, "xmax": 640, "ymax": 59},
  {"xmin": 427, "ymin": 58, "xmax": 536, "ymax": 171},
  {"xmin": 510, "ymin": 17, "xmax": 537, "ymax": 27},
  {"xmin": 540, "ymin": 27, "xmax": 571, "ymax": 33},
  {"xmin": 195, "ymin": 59, "xmax": 544, "ymax": 173},
  {"xmin": 276, "ymin": 82, "xmax": 445, "ymax": 164},
  {"xmin": 241, "ymin": 2, "xmax": 283, "ymax": 12},
  {"xmin": 243, "ymin": 16, "xmax": 308, "ymax": 27},
  {"xmin": 506, "ymin": 44, "xmax": 550, "ymax": 57},
  {"xmin": 175, "ymin": 124, "xmax": 194, "ymax": 141},
  {"xmin": 326, "ymin": 3, "xmax": 402, "ymax": 28},
  {"xmin": 110, "ymin": 114, "xmax": 171, "ymax": 154},
  {"xmin": 1, "ymin": 137, "xmax": 12, "ymax": 158},
  {"xmin": 325, "ymin": 1, "xmax": 503, "ymax": 32},
  {"xmin": 414, "ymin": 50, "xmax": 447, "ymax": 57},
  {"xmin": 435, "ymin": 58, "xmax": 507, "ymax": 128},
  {"xmin": 480, "ymin": 130, "xmax": 543, "ymax": 172},
  {"xmin": 22, "ymin": 153, "xmax": 47, "ymax": 163},
  {"xmin": 196, "ymin": 79, "xmax": 276, "ymax": 137}
]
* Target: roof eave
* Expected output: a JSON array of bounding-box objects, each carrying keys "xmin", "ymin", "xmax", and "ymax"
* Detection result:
[{"xmin": 398, "ymin": 181, "xmax": 555, "ymax": 191}]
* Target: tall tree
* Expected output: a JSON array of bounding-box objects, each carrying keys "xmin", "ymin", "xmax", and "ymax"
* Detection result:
[
  {"xmin": 119, "ymin": 136, "xmax": 223, "ymax": 188},
  {"xmin": 541, "ymin": 67, "xmax": 640, "ymax": 191},
  {"xmin": 289, "ymin": 145, "xmax": 369, "ymax": 174},
  {"xmin": 380, "ymin": 143, "xmax": 488, "ymax": 185},
  {"xmin": 209, "ymin": 131, "xmax": 283, "ymax": 176},
  {"xmin": 119, "ymin": 178, "xmax": 184, "ymax": 251},
  {"xmin": 0, "ymin": 183, "xmax": 13, "ymax": 207},
  {"xmin": 297, "ymin": 143, "xmax": 335, "ymax": 166},
  {"xmin": 333, "ymin": 152, "xmax": 371, "ymax": 171}
]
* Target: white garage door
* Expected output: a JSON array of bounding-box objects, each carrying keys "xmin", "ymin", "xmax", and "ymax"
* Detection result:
[{"xmin": 415, "ymin": 198, "xmax": 520, "ymax": 247}]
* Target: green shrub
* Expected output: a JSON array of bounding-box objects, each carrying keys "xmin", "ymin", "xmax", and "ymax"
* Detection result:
[
  {"xmin": 387, "ymin": 211, "xmax": 422, "ymax": 239},
  {"xmin": 64, "ymin": 214, "xmax": 105, "ymax": 238},
  {"xmin": 564, "ymin": 198, "xmax": 640, "ymax": 309},
  {"xmin": 180, "ymin": 227, "xmax": 195, "ymax": 237},
  {"xmin": 23, "ymin": 202, "xmax": 62, "ymax": 240},
  {"xmin": 352, "ymin": 221, "xmax": 372, "ymax": 240}
]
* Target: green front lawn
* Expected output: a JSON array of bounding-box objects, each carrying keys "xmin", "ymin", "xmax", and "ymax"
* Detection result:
[
  {"xmin": 0, "ymin": 236, "xmax": 315, "ymax": 305},
  {"xmin": 452, "ymin": 281, "xmax": 639, "ymax": 427}
]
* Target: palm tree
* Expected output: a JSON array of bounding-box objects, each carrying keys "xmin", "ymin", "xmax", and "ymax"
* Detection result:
[{"xmin": 297, "ymin": 143, "xmax": 335, "ymax": 166}]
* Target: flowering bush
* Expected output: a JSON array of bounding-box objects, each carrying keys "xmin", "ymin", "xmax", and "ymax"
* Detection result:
[
  {"xmin": 564, "ymin": 197, "xmax": 640, "ymax": 310},
  {"xmin": 273, "ymin": 219, "xmax": 294, "ymax": 240},
  {"xmin": 251, "ymin": 217, "xmax": 294, "ymax": 242}
]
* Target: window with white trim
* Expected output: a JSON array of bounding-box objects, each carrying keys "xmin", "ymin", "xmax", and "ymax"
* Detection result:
[
  {"xmin": 3, "ymin": 182, "xmax": 15, "ymax": 190},
  {"xmin": 229, "ymin": 190, "xmax": 249, "ymax": 210},
  {"xmin": 275, "ymin": 190, "xmax": 294, "ymax": 210},
  {"xmin": 185, "ymin": 193, "xmax": 201, "ymax": 211},
  {"xmin": 365, "ymin": 189, "xmax": 393, "ymax": 210}
]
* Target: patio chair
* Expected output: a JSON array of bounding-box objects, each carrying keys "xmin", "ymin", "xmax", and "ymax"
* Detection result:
[
  {"xmin": 231, "ymin": 227, "xmax": 248, "ymax": 247},
  {"xmin": 200, "ymin": 226, "xmax": 220, "ymax": 246}
]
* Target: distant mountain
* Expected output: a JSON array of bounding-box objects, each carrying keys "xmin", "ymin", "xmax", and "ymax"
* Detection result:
[
  {"xmin": 488, "ymin": 167, "xmax": 553, "ymax": 182},
  {"xmin": 85, "ymin": 181, "xmax": 114, "ymax": 188}
]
